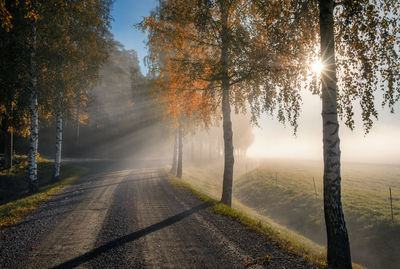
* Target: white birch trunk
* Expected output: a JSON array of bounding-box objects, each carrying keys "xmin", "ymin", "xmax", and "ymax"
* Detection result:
[
  {"xmin": 53, "ymin": 113, "xmax": 63, "ymax": 180},
  {"xmin": 319, "ymin": 0, "xmax": 351, "ymax": 267},
  {"xmin": 28, "ymin": 8, "xmax": 38, "ymax": 192}
]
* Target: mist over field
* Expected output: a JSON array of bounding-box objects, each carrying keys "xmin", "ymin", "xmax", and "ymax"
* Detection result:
[{"xmin": 248, "ymin": 90, "xmax": 400, "ymax": 165}]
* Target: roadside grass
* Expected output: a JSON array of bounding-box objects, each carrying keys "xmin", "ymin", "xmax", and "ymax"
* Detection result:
[
  {"xmin": 0, "ymin": 154, "xmax": 55, "ymax": 203},
  {"xmin": 167, "ymin": 174, "xmax": 329, "ymax": 267},
  {"xmin": 0, "ymin": 156, "xmax": 89, "ymax": 228}
]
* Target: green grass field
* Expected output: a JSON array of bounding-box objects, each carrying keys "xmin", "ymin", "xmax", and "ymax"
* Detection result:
[{"xmin": 182, "ymin": 158, "xmax": 400, "ymax": 269}]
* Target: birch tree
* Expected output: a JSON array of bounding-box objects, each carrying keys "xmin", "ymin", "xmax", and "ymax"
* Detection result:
[
  {"xmin": 142, "ymin": 0, "xmax": 299, "ymax": 206},
  {"xmin": 319, "ymin": 1, "xmax": 398, "ymax": 267},
  {"xmin": 38, "ymin": 0, "xmax": 112, "ymax": 180},
  {"xmin": 27, "ymin": 0, "xmax": 39, "ymax": 192},
  {"xmin": 253, "ymin": 0, "xmax": 400, "ymax": 267},
  {"xmin": 319, "ymin": 2, "xmax": 352, "ymax": 267},
  {"xmin": 1, "ymin": 0, "xmax": 111, "ymax": 179},
  {"xmin": 0, "ymin": 1, "xmax": 31, "ymax": 170},
  {"xmin": 0, "ymin": 1, "xmax": 41, "ymax": 172}
]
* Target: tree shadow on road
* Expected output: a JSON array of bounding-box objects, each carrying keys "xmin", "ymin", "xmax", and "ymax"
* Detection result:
[{"xmin": 52, "ymin": 202, "xmax": 211, "ymax": 269}]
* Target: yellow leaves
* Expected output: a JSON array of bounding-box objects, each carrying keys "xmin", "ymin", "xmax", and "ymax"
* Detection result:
[
  {"xmin": 143, "ymin": 16, "xmax": 155, "ymax": 27},
  {"xmin": 43, "ymin": 112, "xmax": 52, "ymax": 120}
]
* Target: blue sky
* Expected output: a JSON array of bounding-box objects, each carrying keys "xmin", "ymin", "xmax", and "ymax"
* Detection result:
[{"xmin": 110, "ymin": 0, "xmax": 158, "ymax": 75}]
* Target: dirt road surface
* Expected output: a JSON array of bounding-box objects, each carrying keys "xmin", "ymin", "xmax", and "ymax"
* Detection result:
[{"xmin": 1, "ymin": 161, "xmax": 320, "ymax": 268}]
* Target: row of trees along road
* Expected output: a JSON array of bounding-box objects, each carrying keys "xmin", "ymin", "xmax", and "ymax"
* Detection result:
[
  {"xmin": 38, "ymin": 43, "xmax": 155, "ymax": 160},
  {"xmin": 142, "ymin": 0, "xmax": 399, "ymax": 268},
  {"xmin": 0, "ymin": 1, "xmax": 113, "ymax": 188}
]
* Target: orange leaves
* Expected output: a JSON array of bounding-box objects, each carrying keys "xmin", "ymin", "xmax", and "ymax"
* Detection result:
[
  {"xmin": 0, "ymin": 105, "xmax": 6, "ymax": 114},
  {"xmin": 142, "ymin": 16, "xmax": 155, "ymax": 31},
  {"xmin": 141, "ymin": 0, "xmax": 225, "ymax": 128},
  {"xmin": 0, "ymin": 2, "xmax": 13, "ymax": 31},
  {"xmin": 157, "ymin": 50, "xmax": 213, "ymax": 126},
  {"xmin": 78, "ymin": 113, "xmax": 88, "ymax": 125},
  {"xmin": 164, "ymin": 87, "xmax": 212, "ymax": 126},
  {"xmin": 24, "ymin": 0, "xmax": 39, "ymax": 21},
  {"xmin": 24, "ymin": 9, "xmax": 38, "ymax": 21}
]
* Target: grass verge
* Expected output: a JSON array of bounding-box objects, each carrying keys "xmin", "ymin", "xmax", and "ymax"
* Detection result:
[
  {"xmin": 167, "ymin": 173, "xmax": 328, "ymax": 267},
  {"xmin": 0, "ymin": 165, "xmax": 89, "ymax": 228}
]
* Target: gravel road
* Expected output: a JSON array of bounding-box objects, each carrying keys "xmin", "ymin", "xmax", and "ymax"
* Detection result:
[{"xmin": 1, "ymin": 162, "xmax": 321, "ymax": 268}]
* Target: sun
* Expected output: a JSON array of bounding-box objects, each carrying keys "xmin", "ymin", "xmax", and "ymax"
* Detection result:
[{"xmin": 311, "ymin": 60, "xmax": 324, "ymax": 75}]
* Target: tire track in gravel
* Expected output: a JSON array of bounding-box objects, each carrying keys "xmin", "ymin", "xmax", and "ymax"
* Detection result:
[
  {"xmin": 87, "ymin": 169, "xmax": 159, "ymax": 268},
  {"xmin": 133, "ymin": 173, "xmax": 230, "ymax": 268},
  {"xmin": 133, "ymin": 174, "xmax": 262, "ymax": 269},
  {"xmin": 20, "ymin": 169, "xmax": 132, "ymax": 268}
]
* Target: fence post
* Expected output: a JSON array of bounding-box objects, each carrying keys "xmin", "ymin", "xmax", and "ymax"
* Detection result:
[
  {"xmin": 313, "ymin": 177, "xmax": 317, "ymax": 199},
  {"xmin": 389, "ymin": 186, "xmax": 394, "ymax": 223}
]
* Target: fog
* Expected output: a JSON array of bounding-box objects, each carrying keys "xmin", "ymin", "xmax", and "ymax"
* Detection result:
[
  {"xmin": 38, "ymin": 42, "xmax": 172, "ymax": 163},
  {"xmin": 248, "ymin": 90, "xmax": 400, "ymax": 165}
]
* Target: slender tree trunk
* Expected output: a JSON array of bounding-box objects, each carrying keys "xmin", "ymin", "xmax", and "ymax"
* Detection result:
[
  {"xmin": 76, "ymin": 104, "xmax": 80, "ymax": 144},
  {"xmin": 10, "ymin": 131, "xmax": 13, "ymax": 166},
  {"xmin": 199, "ymin": 137, "xmax": 203, "ymax": 161},
  {"xmin": 4, "ymin": 129, "xmax": 12, "ymax": 170},
  {"xmin": 3, "ymin": 103, "xmax": 13, "ymax": 169},
  {"xmin": 28, "ymin": 7, "xmax": 38, "ymax": 192},
  {"xmin": 191, "ymin": 138, "xmax": 194, "ymax": 162},
  {"xmin": 170, "ymin": 128, "xmax": 178, "ymax": 174},
  {"xmin": 209, "ymin": 140, "xmax": 212, "ymax": 159},
  {"xmin": 176, "ymin": 120, "xmax": 183, "ymax": 178},
  {"xmin": 220, "ymin": 1, "xmax": 234, "ymax": 207},
  {"xmin": 53, "ymin": 113, "xmax": 63, "ymax": 181},
  {"xmin": 218, "ymin": 138, "xmax": 222, "ymax": 159},
  {"xmin": 319, "ymin": 1, "xmax": 352, "ymax": 268},
  {"xmin": 220, "ymin": 84, "xmax": 234, "ymax": 206}
]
